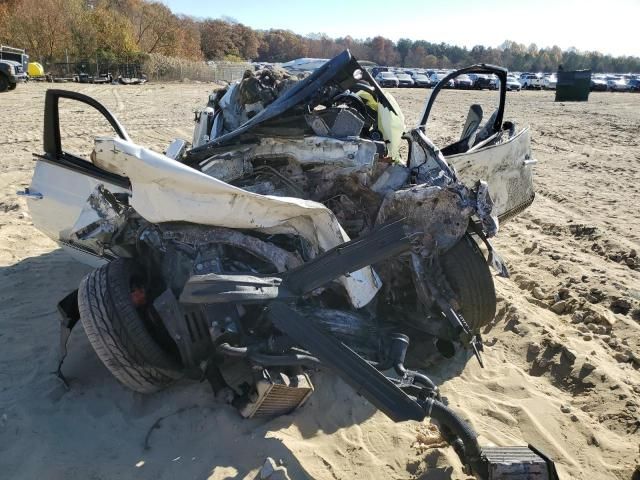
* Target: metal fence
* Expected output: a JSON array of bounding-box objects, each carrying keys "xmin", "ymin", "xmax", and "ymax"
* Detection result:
[
  {"xmin": 143, "ymin": 54, "xmax": 250, "ymax": 83},
  {"xmin": 47, "ymin": 61, "xmax": 144, "ymax": 79}
]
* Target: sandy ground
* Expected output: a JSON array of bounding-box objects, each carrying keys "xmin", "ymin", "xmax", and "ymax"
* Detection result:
[{"xmin": 0, "ymin": 82, "xmax": 639, "ymax": 480}]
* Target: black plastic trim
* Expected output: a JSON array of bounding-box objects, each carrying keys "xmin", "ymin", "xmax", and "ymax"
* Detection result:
[
  {"xmin": 40, "ymin": 90, "xmax": 131, "ymax": 187},
  {"xmin": 36, "ymin": 152, "xmax": 130, "ymax": 189},
  {"xmin": 44, "ymin": 89, "xmax": 130, "ymax": 156},
  {"xmin": 420, "ymin": 64, "xmax": 508, "ymax": 134}
]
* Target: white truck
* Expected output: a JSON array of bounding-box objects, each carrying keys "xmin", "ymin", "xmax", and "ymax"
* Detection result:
[{"xmin": 520, "ymin": 73, "xmax": 543, "ymax": 89}]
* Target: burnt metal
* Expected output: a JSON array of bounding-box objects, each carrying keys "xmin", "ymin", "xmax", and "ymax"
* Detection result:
[
  {"xmin": 159, "ymin": 224, "xmax": 303, "ymax": 272},
  {"xmin": 305, "ymin": 107, "xmax": 366, "ymax": 138},
  {"xmin": 263, "ymin": 302, "xmax": 518, "ymax": 480},
  {"xmin": 216, "ymin": 343, "xmax": 322, "ymax": 368},
  {"xmin": 371, "ymin": 333, "xmax": 439, "ymax": 394},
  {"xmin": 301, "ymin": 307, "xmax": 380, "ymax": 356}
]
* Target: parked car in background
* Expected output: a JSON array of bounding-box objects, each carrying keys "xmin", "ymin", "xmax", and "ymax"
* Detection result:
[
  {"xmin": 590, "ymin": 76, "xmax": 608, "ymax": 91},
  {"xmin": 454, "ymin": 74, "xmax": 474, "ymax": 89},
  {"xmin": 627, "ymin": 78, "xmax": 640, "ymax": 92},
  {"xmin": 542, "ymin": 74, "xmax": 557, "ymax": 89},
  {"xmin": 429, "ymin": 72, "xmax": 455, "ymax": 88},
  {"xmin": 0, "ymin": 59, "xmax": 27, "ymax": 92},
  {"xmin": 395, "ymin": 73, "xmax": 415, "ymax": 87},
  {"xmin": 374, "ymin": 71, "xmax": 400, "ymax": 88},
  {"xmin": 470, "ymin": 74, "xmax": 497, "ymax": 90},
  {"xmin": 506, "ymin": 75, "xmax": 522, "ymax": 91},
  {"xmin": 521, "ymin": 74, "xmax": 543, "ymax": 89},
  {"xmin": 281, "ymin": 58, "xmax": 329, "ymax": 74},
  {"xmin": 0, "ymin": 45, "xmax": 29, "ymax": 76},
  {"xmin": 607, "ymin": 77, "xmax": 631, "ymax": 92},
  {"xmin": 371, "ymin": 66, "xmax": 389, "ymax": 77},
  {"xmin": 411, "ymin": 73, "xmax": 431, "ymax": 88}
]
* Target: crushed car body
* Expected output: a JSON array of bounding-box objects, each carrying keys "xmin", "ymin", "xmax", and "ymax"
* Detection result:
[{"xmin": 22, "ymin": 50, "xmax": 559, "ymax": 479}]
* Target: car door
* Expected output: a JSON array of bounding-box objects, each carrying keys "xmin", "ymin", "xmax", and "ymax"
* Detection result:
[
  {"xmin": 419, "ymin": 65, "xmax": 535, "ymax": 221},
  {"xmin": 23, "ymin": 90, "xmax": 131, "ymax": 266}
]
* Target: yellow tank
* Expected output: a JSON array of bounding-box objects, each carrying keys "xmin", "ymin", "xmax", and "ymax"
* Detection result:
[{"xmin": 27, "ymin": 62, "xmax": 44, "ymax": 78}]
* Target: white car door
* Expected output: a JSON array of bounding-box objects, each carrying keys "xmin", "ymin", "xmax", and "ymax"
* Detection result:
[
  {"xmin": 22, "ymin": 90, "xmax": 131, "ymax": 266},
  {"xmin": 417, "ymin": 65, "xmax": 535, "ymax": 222},
  {"xmin": 446, "ymin": 128, "xmax": 535, "ymax": 220}
]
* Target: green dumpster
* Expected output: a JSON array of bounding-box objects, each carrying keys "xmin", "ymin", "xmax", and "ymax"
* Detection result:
[{"xmin": 555, "ymin": 69, "xmax": 591, "ymax": 102}]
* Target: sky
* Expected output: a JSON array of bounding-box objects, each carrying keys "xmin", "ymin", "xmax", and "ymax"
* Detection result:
[{"xmin": 160, "ymin": 0, "xmax": 639, "ymax": 58}]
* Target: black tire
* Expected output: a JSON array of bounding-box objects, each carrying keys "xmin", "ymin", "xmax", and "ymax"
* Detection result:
[
  {"xmin": 440, "ymin": 234, "xmax": 496, "ymax": 332},
  {"xmin": 0, "ymin": 74, "xmax": 9, "ymax": 92},
  {"xmin": 8, "ymin": 82, "xmax": 17, "ymax": 91},
  {"xmin": 78, "ymin": 258, "xmax": 182, "ymax": 393}
]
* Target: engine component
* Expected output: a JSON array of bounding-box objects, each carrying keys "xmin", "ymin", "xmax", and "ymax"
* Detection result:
[
  {"xmin": 482, "ymin": 446, "xmax": 557, "ymax": 479},
  {"xmin": 179, "ymin": 219, "xmax": 413, "ymax": 305},
  {"xmin": 239, "ymin": 369, "xmax": 314, "ymax": 418},
  {"xmin": 305, "ymin": 107, "xmax": 366, "ymax": 138}
]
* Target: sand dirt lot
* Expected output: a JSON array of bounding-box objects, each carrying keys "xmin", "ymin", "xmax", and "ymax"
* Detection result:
[{"xmin": 1, "ymin": 82, "xmax": 639, "ymax": 480}]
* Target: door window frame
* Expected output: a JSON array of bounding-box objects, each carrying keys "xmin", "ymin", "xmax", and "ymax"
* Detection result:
[{"xmin": 41, "ymin": 89, "xmax": 130, "ymax": 189}]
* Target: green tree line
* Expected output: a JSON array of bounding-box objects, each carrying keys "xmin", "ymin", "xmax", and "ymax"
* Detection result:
[{"xmin": 1, "ymin": 0, "xmax": 638, "ymax": 72}]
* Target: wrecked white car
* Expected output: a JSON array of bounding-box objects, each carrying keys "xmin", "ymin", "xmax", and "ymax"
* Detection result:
[{"xmin": 22, "ymin": 51, "xmax": 555, "ymax": 479}]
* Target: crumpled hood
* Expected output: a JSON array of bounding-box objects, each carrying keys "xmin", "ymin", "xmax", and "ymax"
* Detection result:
[{"xmin": 92, "ymin": 136, "xmax": 381, "ymax": 308}]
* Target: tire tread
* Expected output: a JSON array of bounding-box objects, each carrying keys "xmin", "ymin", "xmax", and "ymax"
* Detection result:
[
  {"xmin": 78, "ymin": 259, "xmax": 180, "ymax": 393},
  {"xmin": 440, "ymin": 234, "xmax": 496, "ymax": 332}
]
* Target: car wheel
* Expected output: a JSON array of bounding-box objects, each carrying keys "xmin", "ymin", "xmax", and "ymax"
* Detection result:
[
  {"xmin": 0, "ymin": 75, "xmax": 9, "ymax": 92},
  {"xmin": 440, "ymin": 234, "xmax": 496, "ymax": 332},
  {"xmin": 78, "ymin": 258, "xmax": 182, "ymax": 393},
  {"xmin": 405, "ymin": 234, "xmax": 496, "ymax": 369},
  {"xmin": 8, "ymin": 83, "xmax": 17, "ymax": 91}
]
